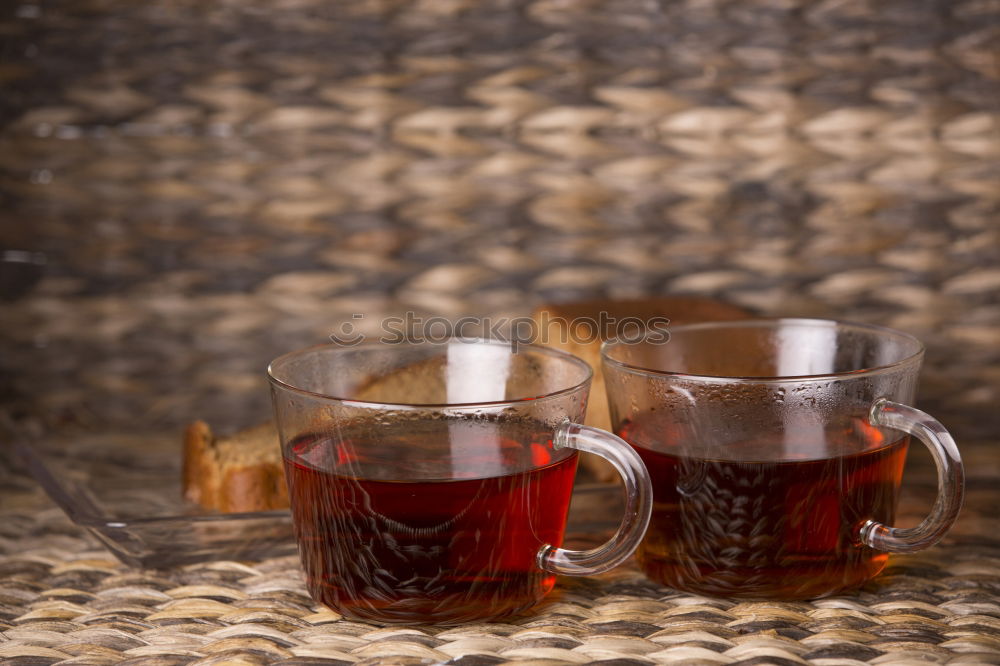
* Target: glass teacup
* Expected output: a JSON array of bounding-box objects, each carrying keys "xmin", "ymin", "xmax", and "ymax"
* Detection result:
[{"xmin": 268, "ymin": 338, "xmax": 652, "ymax": 624}]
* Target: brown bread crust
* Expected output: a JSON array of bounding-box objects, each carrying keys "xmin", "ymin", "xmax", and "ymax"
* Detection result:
[
  {"xmin": 182, "ymin": 420, "xmax": 287, "ymax": 512},
  {"xmin": 182, "ymin": 420, "xmax": 217, "ymax": 507}
]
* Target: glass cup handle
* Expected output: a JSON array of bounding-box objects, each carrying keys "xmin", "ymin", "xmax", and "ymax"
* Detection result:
[
  {"xmin": 537, "ymin": 421, "xmax": 653, "ymax": 576},
  {"xmin": 860, "ymin": 398, "xmax": 965, "ymax": 553}
]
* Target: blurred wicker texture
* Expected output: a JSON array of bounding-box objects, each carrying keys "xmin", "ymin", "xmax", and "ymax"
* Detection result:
[{"xmin": 0, "ymin": 0, "xmax": 997, "ymax": 428}]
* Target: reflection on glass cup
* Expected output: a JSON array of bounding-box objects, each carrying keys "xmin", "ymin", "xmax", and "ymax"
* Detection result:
[
  {"xmin": 602, "ymin": 319, "xmax": 964, "ymax": 600},
  {"xmin": 268, "ymin": 339, "xmax": 652, "ymax": 624}
]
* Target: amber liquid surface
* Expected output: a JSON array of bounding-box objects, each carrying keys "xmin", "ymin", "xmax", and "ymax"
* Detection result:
[
  {"xmin": 283, "ymin": 418, "xmax": 578, "ymax": 624},
  {"xmin": 618, "ymin": 415, "xmax": 909, "ymax": 599}
]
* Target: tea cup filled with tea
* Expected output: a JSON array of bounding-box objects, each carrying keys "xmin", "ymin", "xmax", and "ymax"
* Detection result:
[
  {"xmin": 268, "ymin": 338, "xmax": 652, "ymax": 624},
  {"xmin": 602, "ymin": 318, "xmax": 964, "ymax": 600}
]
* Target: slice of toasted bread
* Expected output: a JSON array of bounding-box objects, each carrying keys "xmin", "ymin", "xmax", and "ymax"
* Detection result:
[
  {"xmin": 184, "ymin": 297, "xmax": 751, "ymax": 510},
  {"xmin": 182, "ymin": 357, "xmax": 445, "ymax": 513},
  {"xmin": 182, "ymin": 420, "xmax": 288, "ymax": 512}
]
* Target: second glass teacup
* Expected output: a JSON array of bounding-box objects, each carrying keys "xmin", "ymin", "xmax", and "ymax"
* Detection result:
[
  {"xmin": 268, "ymin": 338, "xmax": 652, "ymax": 624},
  {"xmin": 602, "ymin": 318, "xmax": 964, "ymax": 600}
]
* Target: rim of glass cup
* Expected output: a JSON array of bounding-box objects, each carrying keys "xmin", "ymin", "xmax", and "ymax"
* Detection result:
[
  {"xmin": 600, "ymin": 317, "xmax": 926, "ymax": 383},
  {"xmin": 267, "ymin": 337, "xmax": 594, "ymax": 409}
]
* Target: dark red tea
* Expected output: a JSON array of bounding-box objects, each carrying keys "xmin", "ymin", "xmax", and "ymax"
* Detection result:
[
  {"xmin": 283, "ymin": 418, "xmax": 578, "ymax": 624},
  {"xmin": 618, "ymin": 415, "xmax": 909, "ymax": 599}
]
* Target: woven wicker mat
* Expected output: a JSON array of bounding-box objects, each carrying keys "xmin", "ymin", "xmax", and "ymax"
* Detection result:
[{"xmin": 1, "ymin": 438, "xmax": 997, "ymax": 666}]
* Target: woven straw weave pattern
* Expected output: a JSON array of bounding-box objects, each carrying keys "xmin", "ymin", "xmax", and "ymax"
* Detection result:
[
  {"xmin": 0, "ymin": 448, "xmax": 998, "ymax": 666},
  {"xmin": 6, "ymin": 432, "xmax": 993, "ymax": 665}
]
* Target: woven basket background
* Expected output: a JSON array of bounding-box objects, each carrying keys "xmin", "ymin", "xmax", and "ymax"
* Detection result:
[{"xmin": 0, "ymin": 0, "xmax": 997, "ymax": 432}]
